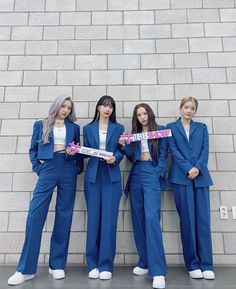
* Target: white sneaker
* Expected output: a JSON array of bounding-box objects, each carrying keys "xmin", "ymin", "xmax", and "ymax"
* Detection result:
[
  {"xmin": 153, "ymin": 276, "xmax": 165, "ymax": 289},
  {"xmin": 88, "ymin": 268, "xmax": 99, "ymax": 279},
  {"xmin": 133, "ymin": 266, "xmax": 148, "ymax": 276},
  {"xmin": 49, "ymin": 268, "xmax": 65, "ymax": 279},
  {"xmin": 8, "ymin": 271, "xmax": 35, "ymax": 285},
  {"xmin": 203, "ymin": 270, "xmax": 215, "ymax": 280},
  {"xmin": 99, "ymin": 271, "xmax": 112, "ymax": 280},
  {"xmin": 189, "ymin": 269, "xmax": 203, "ymax": 279}
]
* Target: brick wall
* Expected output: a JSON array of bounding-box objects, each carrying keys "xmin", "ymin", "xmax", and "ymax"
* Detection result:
[{"xmin": 0, "ymin": 0, "xmax": 236, "ymax": 265}]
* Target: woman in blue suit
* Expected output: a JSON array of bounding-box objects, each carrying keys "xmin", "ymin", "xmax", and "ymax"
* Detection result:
[
  {"xmin": 8, "ymin": 95, "xmax": 83, "ymax": 286},
  {"xmin": 167, "ymin": 97, "xmax": 215, "ymax": 280},
  {"xmin": 83, "ymin": 95, "xmax": 124, "ymax": 280},
  {"xmin": 119, "ymin": 103, "xmax": 168, "ymax": 289}
]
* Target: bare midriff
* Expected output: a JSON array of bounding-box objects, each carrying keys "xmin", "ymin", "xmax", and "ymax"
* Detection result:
[
  {"xmin": 54, "ymin": 144, "xmax": 66, "ymax": 152},
  {"xmin": 141, "ymin": 151, "xmax": 151, "ymax": 161}
]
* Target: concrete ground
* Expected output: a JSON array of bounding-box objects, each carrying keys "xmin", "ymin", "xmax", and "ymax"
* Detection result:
[{"xmin": 1, "ymin": 266, "xmax": 235, "ymax": 289}]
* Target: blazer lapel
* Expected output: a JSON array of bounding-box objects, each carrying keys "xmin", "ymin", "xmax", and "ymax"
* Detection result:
[
  {"xmin": 176, "ymin": 118, "xmax": 188, "ymax": 140},
  {"xmin": 65, "ymin": 120, "xmax": 74, "ymax": 146},
  {"xmin": 106, "ymin": 121, "xmax": 116, "ymax": 146},
  {"xmin": 91, "ymin": 121, "xmax": 99, "ymax": 148},
  {"xmin": 49, "ymin": 128, "xmax": 54, "ymax": 143},
  {"xmin": 189, "ymin": 120, "xmax": 197, "ymax": 138}
]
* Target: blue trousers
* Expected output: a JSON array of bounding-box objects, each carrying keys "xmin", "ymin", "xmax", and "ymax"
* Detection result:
[
  {"xmin": 173, "ymin": 183, "xmax": 213, "ymax": 271},
  {"xmin": 84, "ymin": 161, "xmax": 121, "ymax": 272},
  {"xmin": 129, "ymin": 161, "xmax": 167, "ymax": 277},
  {"xmin": 17, "ymin": 153, "xmax": 77, "ymax": 274}
]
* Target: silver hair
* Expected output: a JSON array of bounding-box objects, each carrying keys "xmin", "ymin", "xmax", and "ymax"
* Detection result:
[{"xmin": 42, "ymin": 95, "xmax": 77, "ymax": 143}]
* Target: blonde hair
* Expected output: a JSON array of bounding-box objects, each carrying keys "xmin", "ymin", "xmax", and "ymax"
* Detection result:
[
  {"xmin": 42, "ymin": 95, "xmax": 76, "ymax": 143},
  {"xmin": 179, "ymin": 96, "xmax": 198, "ymax": 111}
]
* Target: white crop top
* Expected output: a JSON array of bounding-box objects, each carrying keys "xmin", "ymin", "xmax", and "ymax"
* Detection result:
[
  {"xmin": 99, "ymin": 129, "xmax": 107, "ymax": 150},
  {"xmin": 141, "ymin": 139, "xmax": 149, "ymax": 153},
  {"xmin": 53, "ymin": 125, "xmax": 66, "ymax": 145}
]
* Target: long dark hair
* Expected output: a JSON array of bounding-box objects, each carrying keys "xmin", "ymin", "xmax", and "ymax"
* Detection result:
[
  {"xmin": 91, "ymin": 95, "xmax": 116, "ymax": 123},
  {"xmin": 131, "ymin": 103, "xmax": 158, "ymax": 156}
]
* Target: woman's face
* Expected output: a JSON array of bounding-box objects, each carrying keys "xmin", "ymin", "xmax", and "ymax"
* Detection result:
[
  {"xmin": 180, "ymin": 100, "xmax": 197, "ymax": 121},
  {"xmin": 98, "ymin": 103, "xmax": 113, "ymax": 119},
  {"xmin": 137, "ymin": 106, "xmax": 148, "ymax": 127},
  {"xmin": 56, "ymin": 99, "xmax": 72, "ymax": 120}
]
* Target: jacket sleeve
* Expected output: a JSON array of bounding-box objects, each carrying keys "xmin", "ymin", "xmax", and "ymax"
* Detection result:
[
  {"xmin": 166, "ymin": 124, "xmax": 193, "ymax": 175},
  {"xmin": 74, "ymin": 124, "xmax": 84, "ymax": 174},
  {"xmin": 29, "ymin": 121, "xmax": 42, "ymax": 174},
  {"xmin": 194, "ymin": 124, "xmax": 209, "ymax": 172},
  {"xmin": 122, "ymin": 143, "xmax": 133, "ymax": 162}
]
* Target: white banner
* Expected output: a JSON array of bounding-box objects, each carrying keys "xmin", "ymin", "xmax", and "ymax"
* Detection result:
[
  {"xmin": 68, "ymin": 142, "xmax": 113, "ymax": 158},
  {"xmin": 120, "ymin": 129, "xmax": 172, "ymax": 144}
]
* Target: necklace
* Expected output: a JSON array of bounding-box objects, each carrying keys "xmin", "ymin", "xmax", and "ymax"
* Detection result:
[
  {"xmin": 54, "ymin": 119, "xmax": 64, "ymax": 131},
  {"xmin": 54, "ymin": 125, "xmax": 65, "ymax": 132},
  {"xmin": 55, "ymin": 119, "xmax": 64, "ymax": 124}
]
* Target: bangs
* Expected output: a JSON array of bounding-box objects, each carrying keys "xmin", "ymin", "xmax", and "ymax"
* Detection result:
[{"xmin": 100, "ymin": 98, "xmax": 113, "ymax": 107}]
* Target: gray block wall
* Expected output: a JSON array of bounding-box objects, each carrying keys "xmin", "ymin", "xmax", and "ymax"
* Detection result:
[{"xmin": 0, "ymin": 0, "xmax": 236, "ymax": 266}]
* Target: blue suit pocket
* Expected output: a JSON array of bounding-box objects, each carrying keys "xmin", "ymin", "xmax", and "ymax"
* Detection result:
[
  {"xmin": 34, "ymin": 163, "xmax": 43, "ymax": 176},
  {"xmin": 36, "ymin": 161, "xmax": 48, "ymax": 176}
]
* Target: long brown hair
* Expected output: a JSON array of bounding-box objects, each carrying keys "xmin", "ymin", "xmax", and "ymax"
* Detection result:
[{"xmin": 131, "ymin": 103, "xmax": 158, "ymax": 157}]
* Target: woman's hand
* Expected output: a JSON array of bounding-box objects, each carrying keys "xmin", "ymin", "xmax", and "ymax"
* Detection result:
[
  {"xmin": 188, "ymin": 167, "xmax": 199, "ymax": 179},
  {"xmin": 119, "ymin": 137, "xmax": 126, "ymax": 147},
  {"xmin": 104, "ymin": 156, "xmax": 116, "ymax": 164},
  {"xmin": 66, "ymin": 147, "xmax": 76, "ymax": 156}
]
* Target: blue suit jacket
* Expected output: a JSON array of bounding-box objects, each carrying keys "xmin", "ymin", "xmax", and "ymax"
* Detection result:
[
  {"xmin": 83, "ymin": 120, "xmax": 124, "ymax": 183},
  {"xmin": 167, "ymin": 118, "xmax": 213, "ymax": 187},
  {"xmin": 123, "ymin": 125, "xmax": 169, "ymax": 193},
  {"xmin": 29, "ymin": 119, "xmax": 83, "ymax": 175}
]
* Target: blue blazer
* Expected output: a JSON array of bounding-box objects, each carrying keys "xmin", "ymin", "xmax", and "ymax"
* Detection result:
[
  {"xmin": 167, "ymin": 118, "xmax": 213, "ymax": 187},
  {"xmin": 29, "ymin": 119, "xmax": 84, "ymax": 175},
  {"xmin": 83, "ymin": 120, "xmax": 124, "ymax": 183},
  {"xmin": 123, "ymin": 125, "xmax": 168, "ymax": 193}
]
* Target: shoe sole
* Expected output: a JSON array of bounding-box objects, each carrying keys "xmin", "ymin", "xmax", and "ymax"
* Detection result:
[
  {"xmin": 152, "ymin": 282, "xmax": 165, "ymax": 289},
  {"xmin": 189, "ymin": 273, "xmax": 203, "ymax": 279},
  {"xmin": 100, "ymin": 277, "xmax": 112, "ymax": 280},
  {"xmin": 133, "ymin": 272, "xmax": 148, "ymax": 276},
  {"xmin": 133, "ymin": 269, "xmax": 148, "ymax": 276},
  {"xmin": 89, "ymin": 275, "xmax": 99, "ymax": 279},
  {"xmin": 8, "ymin": 275, "xmax": 34, "ymax": 285},
  {"xmin": 99, "ymin": 275, "xmax": 112, "ymax": 280},
  {"xmin": 49, "ymin": 269, "xmax": 65, "ymax": 280}
]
